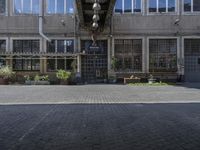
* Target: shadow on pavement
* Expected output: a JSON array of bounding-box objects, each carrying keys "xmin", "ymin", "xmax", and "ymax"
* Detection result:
[{"xmin": 0, "ymin": 103, "xmax": 200, "ymax": 150}]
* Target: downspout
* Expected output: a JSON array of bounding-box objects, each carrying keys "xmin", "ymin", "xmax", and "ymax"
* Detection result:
[{"xmin": 39, "ymin": 1, "xmax": 51, "ymax": 42}]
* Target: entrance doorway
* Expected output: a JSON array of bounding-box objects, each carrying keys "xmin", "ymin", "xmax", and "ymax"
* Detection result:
[{"xmin": 81, "ymin": 40, "xmax": 108, "ymax": 83}]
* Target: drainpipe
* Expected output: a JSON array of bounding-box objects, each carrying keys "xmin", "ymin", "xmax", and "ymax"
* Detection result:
[{"xmin": 39, "ymin": 1, "xmax": 51, "ymax": 42}]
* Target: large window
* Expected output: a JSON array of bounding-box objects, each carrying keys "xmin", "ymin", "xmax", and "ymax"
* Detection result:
[
  {"xmin": 115, "ymin": 0, "xmax": 142, "ymax": 13},
  {"xmin": 47, "ymin": 0, "xmax": 74, "ymax": 14},
  {"xmin": 114, "ymin": 39, "xmax": 142, "ymax": 72},
  {"xmin": 13, "ymin": 57, "xmax": 40, "ymax": 71},
  {"xmin": 47, "ymin": 40, "xmax": 74, "ymax": 53},
  {"xmin": 13, "ymin": 40, "xmax": 40, "ymax": 53},
  {"xmin": 0, "ymin": 57, "xmax": 6, "ymax": 68},
  {"xmin": 0, "ymin": 40, "xmax": 6, "ymax": 53},
  {"xmin": 14, "ymin": 0, "xmax": 39, "ymax": 14},
  {"xmin": 0, "ymin": 0, "xmax": 6, "ymax": 14},
  {"xmin": 47, "ymin": 57, "xmax": 74, "ymax": 72},
  {"xmin": 185, "ymin": 39, "xmax": 200, "ymax": 55},
  {"xmin": 184, "ymin": 0, "xmax": 200, "ymax": 12},
  {"xmin": 149, "ymin": 39, "xmax": 177, "ymax": 72},
  {"xmin": 149, "ymin": 0, "xmax": 176, "ymax": 13}
]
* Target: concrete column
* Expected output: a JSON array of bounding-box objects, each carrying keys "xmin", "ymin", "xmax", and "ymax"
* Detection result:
[
  {"xmin": 77, "ymin": 55, "xmax": 81, "ymax": 73},
  {"xmin": 43, "ymin": 57, "xmax": 47, "ymax": 74},
  {"xmin": 144, "ymin": 36, "xmax": 149, "ymax": 73}
]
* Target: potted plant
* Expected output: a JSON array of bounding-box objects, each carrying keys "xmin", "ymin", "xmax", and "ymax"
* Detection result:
[
  {"xmin": 24, "ymin": 75, "xmax": 32, "ymax": 85},
  {"xmin": 148, "ymin": 74, "xmax": 156, "ymax": 84},
  {"xmin": 34, "ymin": 74, "xmax": 50, "ymax": 85},
  {"xmin": 56, "ymin": 70, "xmax": 71, "ymax": 85},
  {"xmin": 0, "ymin": 66, "xmax": 15, "ymax": 85}
]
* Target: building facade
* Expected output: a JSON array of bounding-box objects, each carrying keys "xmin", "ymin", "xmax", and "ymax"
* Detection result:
[{"xmin": 0, "ymin": 0, "xmax": 200, "ymax": 83}]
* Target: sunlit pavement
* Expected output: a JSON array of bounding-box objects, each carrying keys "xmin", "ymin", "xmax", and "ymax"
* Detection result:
[{"xmin": 0, "ymin": 85, "xmax": 200, "ymax": 150}]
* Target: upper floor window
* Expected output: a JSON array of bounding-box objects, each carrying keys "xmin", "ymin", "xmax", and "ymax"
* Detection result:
[
  {"xmin": 47, "ymin": 0, "xmax": 74, "ymax": 14},
  {"xmin": 14, "ymin": 0, "xmax": 39, "ymax": 14},
  {"xmin": 13, "ymin": 40, "xmax": 40, "ymax": 53},
  {"xmin": 149, "ymin": 0, "xmax": 176, "ymax": 13},
  {"xmin": 0, "ymin": 0, "xmax": 6, "ymax": 14},
  {"xmin": 47, "ymin": 40, "xmax": 74, "ymax": 53},
  {"xmin": 184, "ymin": 0, "xmax": 200, "ymax": 12},
  {"xmin": 115, "ymin": 0, "xmax": 142, "ymax": 14},
  {"xmin": 0, "ymin": 40, "xmax": 6, "ymax": 53}
]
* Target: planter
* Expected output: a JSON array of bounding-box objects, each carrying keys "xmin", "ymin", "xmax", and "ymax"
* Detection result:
[
  {"xmin": 0, "ymin": 78, "xmax": 9, "ymax": 85},
  {"xmin": 25, "ymin": 80, "xmax": 50, "ymax": 85},
  {"xmin": 148, "ymin": 79, "xmax": 156, "ymax": 84},
  {"xmin": 60, "ymin": 80, "xmax": 69, "ymax": 85}
]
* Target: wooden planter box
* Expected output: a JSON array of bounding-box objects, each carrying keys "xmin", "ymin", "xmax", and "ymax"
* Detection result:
[
  {"xmin": 25, "ymin": 80, "xmax": 50, "ymax": 85},
  {"xmin": 0, "ymin": 78, "xmax": 9, "ymax": 85}
]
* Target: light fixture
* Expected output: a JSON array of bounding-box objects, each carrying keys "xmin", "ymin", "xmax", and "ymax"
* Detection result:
[
  {"xmin": 93, "ymin": 2, "xmax": 101, "ymax": 11},
  {"xmin": 92, "ymin": 22, "xmax": 98, "ymax": 29},
  {"xmin": 93, "ymin": 14, "xmax": 100, "ymax": 22}
]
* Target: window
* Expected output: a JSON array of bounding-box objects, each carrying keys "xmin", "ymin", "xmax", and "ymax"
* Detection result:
[
  {"xmin": 114, "ymin": 39, "xmax": 142, "ymax": 72},
  {"xmin": 0, "ymin": 40, "xmax": 6, "ymax": 53},
  {"xmin": 47, "ymin": 40, "xmax": 74, "ymax": 53},
  {"xmin": 149, "ymin": 39, "xmax": 177, "ymax": 72},
  {"xmin": 47, "ymin": 57, "xmax": 75, "ymax": 72},
  {"xmin": 14, "ymin": 0, "xmax": 39, "ymax": 14},
  {"xmin": 148, "ymin": 0, "xmax": 176, "ymax": 13},
  {"xmin": 13, "ymin": 40, "xmax": 40, "ymax": 53},
  {"xmin": 47, "ymin": 0, "xmax": 74, "ymax": 14},
  {"xmin": 0, "ymin": 0, "xmax": 6, "ymax": 14},
  {"xmin": 13, "ymin": 57, "xmax": 40, "ymax": 71},
  {"xmin": 0, "ymin": 57, "xmax": 6, "ymax": 68},
  {"xmin": 184, "ymin": 0, "xmax": 200, "ymax": 12},
  {"xmin": 184, "ymin": 39, "xmax": 200, "ymax": 55},
  {"xmin": 115, "ymin": 0, "xmax": 142, "ymax": 13}
]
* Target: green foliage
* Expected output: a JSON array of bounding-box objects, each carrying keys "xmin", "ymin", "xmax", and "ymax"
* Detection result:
[
  {"xmin": 34, "ymin": 74, "xmax": 40, "ymax": 82},
  {"xmin": 0, "ymin": 66, "xmax": 15, "ymax": 79},
  {"xmin": 40, "ymin": 75, "xmax": 49, "ymax": 81},
  {"xmin": 56, "ymin": 70, "xmax": 71, "ymax": 81},
  {"xmin": 24, "ymin": 75, "xmax": 49, "ymax": 81}
]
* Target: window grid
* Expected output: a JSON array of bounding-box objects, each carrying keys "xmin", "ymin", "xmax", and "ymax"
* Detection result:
[
  {"xmin": 184, "ymin": 0, "xmax": 200, "ymax": 12},
  {"xmin": 47, "ymin": 40, "xmax": 74, "ymax": 53},
  {"xmin": 148, "ymin": 0, "xmax": 177, "ymax": 13},
  {"xmin": 14, "ymin": 0, "xmax": 39, "ymax": 14},
  {"xmin": 115, "ymin": 0, "xmax": 142, "ymax": 14}
]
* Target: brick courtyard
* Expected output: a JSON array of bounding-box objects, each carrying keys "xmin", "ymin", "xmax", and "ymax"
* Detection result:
[{"xmin": 0, "ymin": 85, "xmax": 200, "ymax": 150}]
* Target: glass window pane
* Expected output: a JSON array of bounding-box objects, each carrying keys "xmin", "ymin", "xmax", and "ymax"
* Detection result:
[
  {"xmin": 32, "ymin": 57, "xmax": 40, "ymax": 70},
  {"xmin": 124, "ymin": 0, "xmax": 132, "ymax": 13},
  {"xmin": 0, "ymin": 0, "xmax": 6, "ymax": 14},
  {"xmin": 134, "ymin": 0, "xmax": 141, "ymax": 12},
  {"xmin": 66, "ymin": 59, "xmax": 73, "ymax": 70},
  {"xmin": 47, "ymin": 0, "xmax": 55, "ymax": 13},
  {"xmin": 23, "ymin": 40, "xmax": 32, "ymax": 53},
  {"xmin": 193, "ymin": 0, "xmax": 200, "ymax": 11},
  {"xmin": 57, "ymin": 57, "xmax": 65, "ymax": 70},
  {"xmin": 159, "ymin": 0, "xmax": 166, "ymax": 12},
  {"xmin": 0, "ymin": 40, "xmax": 6, "ymax": 53},
  {"xmin": 23, "ymin": 0, "xmax": 31, "ymax": 14},
  {"xmin": 23, "ymin": 58, "xmax": 32, "ymax": 70},
  {"xmin": 47, "ymin": 58, "xmax": 56, "ymax": 71},
  {"xmin": 57, "ymin": 40, "xmax": 65, "ymax": 53},
  {"xmin": 168, "ymin": 0, "xmax": 175, "ymax": 12},
  {"xmin": 32, "ymin": 0, "xmax": 39, "ymax": 14},
  {"xmin": 0, "ymin": 57, "xmax": 6, "ymax": 68},
  {"xmin": 13, "ymin": 40, "xmax": 23, "ymax": 53},
  {"xmin": 57, "ymin": 0, "xmax": 64, "ymax": 14},
  {"xmin": 184, "ymin": 0, "xmax": 191, "ymax": 12},
  {"xmin": 47, "ymin": 40, "xmax": 56, "ymax": 53},
  {"xmin": 115, "ymin": 0, "xmax": 123, "ymax": 13},
  {"xmin": 13, "ymin": 58, "xmax": 23, "ymax": 70},
  {"xmin": 66, "ymin": 0, "xmax": 74, "ymax": 13},
  {"xmin": 32, "ymin": 40, "xmax": 40, "ymax": 53},
  {"xmin": 66, "ymin": 40, "xmax": 74, "ymax": 53},
  {"xmin": 149, "ymin": 0, "xmax": 157, "ymax": 12},
  {"xmin": 14, "ymin": 0, "xmax": 22, "ymax": 14}
]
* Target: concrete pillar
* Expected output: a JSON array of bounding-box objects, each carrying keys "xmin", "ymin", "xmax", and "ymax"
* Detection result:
[
  {"xmin": 77, "ymin": 55, "xmax": 81, "ymax": 73},
  {"xmin": 144, "ymin": 36, "xmax": 149, "ymax": 73}
]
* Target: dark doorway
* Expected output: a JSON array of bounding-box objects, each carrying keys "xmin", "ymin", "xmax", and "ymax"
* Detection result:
[{"xmin": 81, "ymin": 40, "xmax": 108, "ymax": 83}]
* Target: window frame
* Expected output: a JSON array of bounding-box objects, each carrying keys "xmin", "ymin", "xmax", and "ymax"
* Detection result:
[
  {"xmin": 46, "ymin": 38, "xmax": 75, "ymax": 53},
  {"xmin": 13, "ymin": 0, "xmax": 40, "ymax": 15},
  {"xmin": 147, "ymin": 0, "xmax": 178, "ymax": 15},
  {"xmin": 183, "ymin": 0, "xmax": 200, "ymax": 14},
  {"xmin": 148, "ymin": 37, "xmax": 179, "ymax": 72},
  {"xmin": 114, "ymin": 0, "xmax": 142, "ymax": 14},
  {"xmin": 0, "ymin": 38, "xmax": 8, "ymax": 53},
  {"xmin": 46, "ymin": 0, "xmax": 74, "ymax": 15},
  {"xmin": 0, "ymin": 0, "xmax": 7, "ymax": 15}
]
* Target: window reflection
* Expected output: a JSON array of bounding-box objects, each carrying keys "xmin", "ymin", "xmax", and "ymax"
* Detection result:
[
  {"xmin": 115, "ymin": 0, "xmax": 123, "ymax": 13},
  {"xmin": 0, "ymin": 0, "xmax": 6, "ymax": 14}
]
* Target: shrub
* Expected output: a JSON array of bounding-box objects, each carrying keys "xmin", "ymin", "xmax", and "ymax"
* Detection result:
[
  {"xmin": 56, "ymin": 70, "xmax": 71, "ymax": 81},
  {"xmin": 0, "ymin": 66, "xmax": 15, "ymax": 79}
]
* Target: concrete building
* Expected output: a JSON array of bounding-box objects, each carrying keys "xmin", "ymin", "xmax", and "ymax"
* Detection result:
[{"xmin": 0, "ymin": 0, "xmax": 200, "ymax": 83}]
